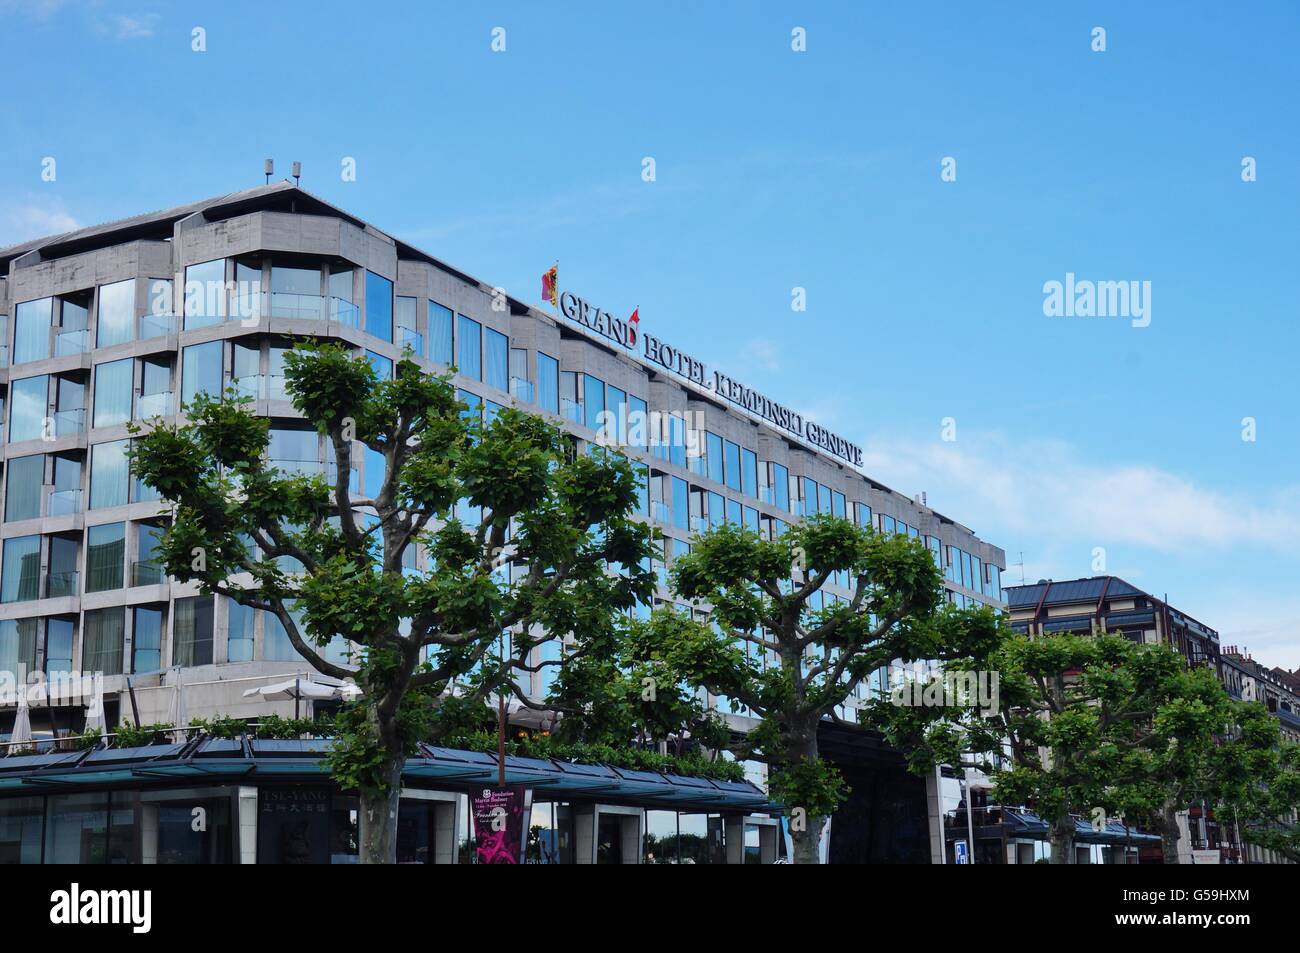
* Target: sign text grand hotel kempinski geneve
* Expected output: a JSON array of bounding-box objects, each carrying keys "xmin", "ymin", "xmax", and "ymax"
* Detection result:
[{"xmin": 558, "ymin": 290, "xmax": 864, "ymax": 468}]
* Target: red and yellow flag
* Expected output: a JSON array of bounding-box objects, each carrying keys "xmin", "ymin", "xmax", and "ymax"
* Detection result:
[{"xmin": 541, "ymin": 265, "xmax": 558, "ymax": 307}]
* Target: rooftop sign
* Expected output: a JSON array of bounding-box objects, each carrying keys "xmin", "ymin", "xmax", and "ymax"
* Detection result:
[{"xmin": 558, "ymin": 290, "xmax": 863, "ymax": 468}]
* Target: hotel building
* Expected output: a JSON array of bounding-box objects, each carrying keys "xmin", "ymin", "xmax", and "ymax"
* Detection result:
[{"xmin": 0, "ymin": 183, "xmax": 1005, "ymax": 863}]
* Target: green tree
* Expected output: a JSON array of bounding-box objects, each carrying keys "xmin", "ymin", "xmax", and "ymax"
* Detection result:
[
  {"xmin": 130, "ymin": 344, "xmax": 655, "ymax": 863},
  {"xmin": 544, "ymin": 614, "xmax": 731, "ymax": 756},
  {"xmin": 1220, "ymin": 704, "xmax": 1300, "ymax": 862},
  {"xmin": 877, "ymin": 633, "xmax": 1211, "ymax": 864},
  {"xmin": 1123, "ymin": 666, "xmax": 1250, "ymax": 863},
  {"xmin": 653, "ymin": 515, "xmax": 1003, "ymax": 864}
]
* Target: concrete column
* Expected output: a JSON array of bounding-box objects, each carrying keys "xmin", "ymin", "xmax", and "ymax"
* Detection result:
[
  {"xmin": 139, "ymin": 803, "xmax": 159, "ymax": 864},
  {"xmin": 724, "ymin": 815, "xmax": 745, "ymax": 865},
  {"xmin": 237, "ymin": 785, "xmax": 258, "ymax": 864},
  {"xmin": 925, "ymin": 766, "xmax": 947, "ymax": 864},
  {"xmin": 434, "ymin": 799, "xmax": 458, "ymax": 864},
  {"xmin": 573, "ymin": 805, "xmax": 596, "ymax": 864},
  {"xmin": 621, "ymin": 812, "xmax": 642, "ymax": 865}
]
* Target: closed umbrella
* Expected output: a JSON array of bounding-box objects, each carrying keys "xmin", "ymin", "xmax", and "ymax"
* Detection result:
[
  {"xmin": 9, "ymin": 693, "xmax": 32, "ymax": 753},
  {"xmin": 167, "ymin": 667, "xmax": 187, "ymax": 743},
  {"xmin": 84, "ymin": 695, "xmax": 106, "ymax": 745}
]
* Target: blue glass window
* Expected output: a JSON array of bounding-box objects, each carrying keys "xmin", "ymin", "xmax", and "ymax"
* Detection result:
[
  {"xmin": 93, "ymin": 359, "xmax": 133, "ymax": 428},
  {"xmin": 8, "ymin": 376, "xmax": 47, "ymax": 443},
  {"xmin": 583, "ymin": 375, "xmax": 605, "ymax": 432},
  {"xmin": 485, "ymin": 328, "xmax": 508, "ymax": 391},
  {"xmin": 429, "ymin": 301, "xmax": 454, "ymax": 365},
  {"xmin": 457, "ymin": 315, "xmax": 481, "ymax": 380},
  {"xmin": 96, "ymin": 279, "xmax": 135, "ymax": 348},
  {"xmin": 706, "ymin": 433, "xmax": 724, "ymax": 484},
  {"xmin": 12, "ymin": 298, "xmax": 51, "ymax": 365},
  {"xmin": 365, "ymin": 272, "xmax": 393, "ymax": 342},
  {"xmin": 537, "ymin": 352, "xmax": 559, "ymax": 414},
  {"xmin": 724, "ymin": 441, "xmax": 741, "ymax": 491},
  {"xmin": 184, "ymin": 259, "xmax": 226, "ymax": 330}
]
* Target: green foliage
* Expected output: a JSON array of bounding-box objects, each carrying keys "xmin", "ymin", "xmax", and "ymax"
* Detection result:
[
  {"xmin": 874, "ymin": 629, "xmax": 1257, "ymax": 859},
  {"xmin": 656, "ymin": 514, "xmax": 987, "ymax": 802},
  {"xmin": 113, "ymin": 722, "xmax": 173, "ymax": 747},
  {"xmin": 545, "ymin": 613, "xmax": 731, "ymax": 755},
  {"xmin": 74, "ymin": 727, "xmax": 103, "ymax": 750},
  {"xmin": 443, "ymin": 728, "xmax": 747, "ymax": 782},
  {"xmin": 131, "ymin": 342, "xmax": 658, "ymax": 830},
  {"xmin": 187, "ymin": 715, "xmax": 330, "ymax": 739},
  {"xmin": 768, "ymin": 757, "xmax": 849, "ymax": 820}
]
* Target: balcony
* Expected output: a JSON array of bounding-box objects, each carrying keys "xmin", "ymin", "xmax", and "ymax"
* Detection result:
[
  {"xmin": 560, "ymin": 399, "xmax": 583, "ymax": 425},
  {"xmin": 227, "ymin": 291, "xmax": 361, "ymax": 329},
  {"xmin": 140, "ymin": 312, "xmax": 177, "ymax": 339},
  {"xmin": 54, "ymin": 328, "xmax": 89, "ymax": 356},
  {"xmin": 53, "ymin": 408, "xmax": 85, "ymax": 437},
  {"xmin": 132, "ymin": 560, "xmax": 165, "ymax": 587},
  {"xmin": 270, "ymin": 458, "xmax": 324, "ymax": 478},
  {"xmin": 650, "ymin": 500, "xmax": 671, "ymax": 525},
  {"xmin": 397, "ymin": 326, "xmax": 423, "ymax": 355},
  {"xmin": 510, "ymin": 377, "xmax": 534, "ymax": 404},
  {"xmin": 269, "ymin": 291, "xmax": 326, "ymax": 321},
  {"xmin": 44, "ymin": 570, "xmax": 78, "ymax": 599},
  {"xmin": 232, "ymin": 375, "xmax": 265, "ymax": 401},
  {"xmin": 329, "ymin": 297, "xmax": 360, "ymax": 328},
  {"xmin": 136, "ymin": 390, "xmax": 173, "ymax": 419},
  {"xmin": 47, "ymin": 488, "xmax": 82, "ymax": 517}
]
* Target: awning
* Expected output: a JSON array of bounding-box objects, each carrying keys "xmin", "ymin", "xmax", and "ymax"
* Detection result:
[{"xmin": 0, "ymin": 736, "xmax": 776, "ymax": 813}]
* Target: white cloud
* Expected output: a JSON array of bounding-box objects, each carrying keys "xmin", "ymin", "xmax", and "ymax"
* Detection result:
[
  {"xmin": 2, "ymin": 200, "xmax": 80, "ymax": 245},
  {"xmin": 859, "ymin": 432, "xmax": 1300, "ymax": 554},
  {"xmin": 854, "ymin": 431, "xmax": 1300, "ymax": 669},
  {"xmin": 739, "ymin": 338, "xmax": 781, "ymax": 373},
  {"xmin": 0, "ymin": 0, "xmax": 68, "ymax": 21},
  {"xmin": 110, "ymin": 13, "xmax": 157, "ymax": 39}
]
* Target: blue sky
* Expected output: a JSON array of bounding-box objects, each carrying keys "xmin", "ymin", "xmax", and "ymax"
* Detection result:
[{"xmin": 3, "ymin": 1, "xmax": 1299, "ymax": 664}]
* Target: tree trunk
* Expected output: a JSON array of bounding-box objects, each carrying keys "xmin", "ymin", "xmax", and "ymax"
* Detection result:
[
  {"xmin": 1049, "ymin": 817, "xmax": 1074, "ymax": 864},
  {"xmin": 1161, "ymin": 803, "xmax": 1182, "ymax": 865},
  {"xmin": 785, "ymin": 730, "xmax": 826, "ymax": 865},
  {"xmin": 791, "ymin": 816, "xmax": 826, "ymax": 865},
  {"xmin": 358, "ymin": 754, "xmax": 403, "ymax": 864}
]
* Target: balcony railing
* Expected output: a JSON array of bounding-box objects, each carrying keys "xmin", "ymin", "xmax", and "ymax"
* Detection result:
[
  {"xmin": 329, "ymin": 297, "xmax": 360, "ymax": 328},
  {"xmin": 140, "ymin": 312, "xmax": 177, "ymax": 339},
  {"xmin": 136, "ymin": 390, "xmax": 173, "ymax": 419},
  {"xmin": 132, "ymin": 560, "xmax": 165, "ymax": 587},
  {"xmin": 47, "ymin": 488, "xmax": 82, "ymax": 517},
  {"xmin": 54, "ymin": 408, "xmax": 85, "ymax": 437},
  {"xmin": 55, "ymin": 328, "xmax": 89, "ymax": 356},
  {"xmin": 270, "ymin": 458, "xmax": 324, "ymax": 478},
  {"xmin": 560, "ymin": 399, "xmax": 583, "ymax": 425},
  {"xmin": 232, "ymin": 375, "xmax": 264, "ymax": 401},
  {"xmin": 44, "ymin": 570, "xmax": 78, "ymax": 599},
  {"xmin": 397, "ymin": 326, "xmax": 423, "ymax": 355},
  {"xmin": 227, "ymin": 292, "xmax": 361, "ymax": 329},
  {"xmin": 510, "ymin": 377, "xmax": 534, "ymax": 403}
]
